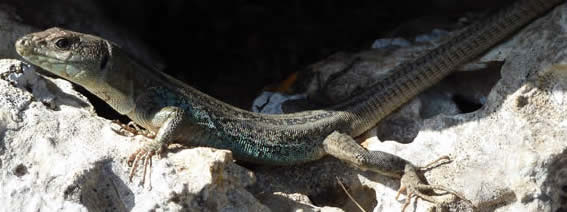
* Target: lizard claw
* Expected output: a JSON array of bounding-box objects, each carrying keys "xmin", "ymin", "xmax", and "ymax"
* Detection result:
[
  {"xmin": 128, "ymin": 144, "xmax": 165, "ymax": 189},
  {"xmin": 396, "ymin": 157, "xmax": 474, "ymax": 212}
]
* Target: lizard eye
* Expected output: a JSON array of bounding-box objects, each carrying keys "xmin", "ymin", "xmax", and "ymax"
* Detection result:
[{"xmin": 55, "ymin": 38, "xmax": 71, "ymax": 49}]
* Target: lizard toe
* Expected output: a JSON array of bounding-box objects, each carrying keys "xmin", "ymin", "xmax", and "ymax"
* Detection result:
[
  {"xmin": 128, "ymin": 143, "xmax": 165, "ymax": 188},
  {"xmin": 397, "ymin": 163, "xmax": 474, "ymax": 212}
]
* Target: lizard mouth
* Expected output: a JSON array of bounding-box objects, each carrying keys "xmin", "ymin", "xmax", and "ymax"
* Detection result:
[
  {"xmin": 15, "ymin": 35, "xmax": 78, "ymax": 78},
  {"xmin": 14, "ymin": 35, "xmax": 55, "ymax": 65},
  {"xmin": 15, "ymin": 36, "xmax": 33, "ymax": 57}
]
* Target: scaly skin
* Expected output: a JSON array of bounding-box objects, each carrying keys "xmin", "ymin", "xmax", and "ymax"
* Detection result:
[{"xmin": 14, "ymin": 0, "xmax": 562, "ymax": 210}]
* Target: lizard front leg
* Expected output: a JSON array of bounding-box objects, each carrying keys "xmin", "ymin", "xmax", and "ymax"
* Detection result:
[
  {"xmin": 128, "ymin": 106, "xmax": 189, "ymax": 188},
  {"xmin": 322, "ymin": 131, "xmax": 473, "ymax": 211}
]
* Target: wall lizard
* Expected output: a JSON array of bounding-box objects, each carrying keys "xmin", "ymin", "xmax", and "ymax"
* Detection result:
[{"xmin": 14, "ymin": 0, "xmax": 563, "ymax": 210}]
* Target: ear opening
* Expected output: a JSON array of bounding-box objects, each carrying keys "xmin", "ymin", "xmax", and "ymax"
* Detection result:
[
  {"xmin": 101, "ymin": 40, "xmax": 113, "ymax": 71},
  {"xmin": 100, "ymin": 53, "xmax": 108, "ymax": 70}
]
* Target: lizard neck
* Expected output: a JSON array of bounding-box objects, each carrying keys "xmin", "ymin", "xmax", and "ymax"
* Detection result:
[{"xmin": 83, "ymin": 44, "xmax": 139, "ymax": 115}]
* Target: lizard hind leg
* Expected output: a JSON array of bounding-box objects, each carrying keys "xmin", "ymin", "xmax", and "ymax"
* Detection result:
[{"xmin": 322, "ymin": 131, "xmax": 473, "ymax": 211}]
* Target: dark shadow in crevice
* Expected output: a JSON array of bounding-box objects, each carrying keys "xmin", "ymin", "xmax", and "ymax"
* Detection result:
[
  {"xmin": 452, "ymin": 94, "xmax": 484, "ymax": 113},
  {"xmin": 73, "ymin": 85, "xmax": 132, "ymax": 124},
  {"xmin": 420, "ymin": 61, "xmax": 504, "ymax": 119},
  {"xmin": 247, "ymin": 157, "xmax": 386, "ymax": 211},
  {"xmin": 375, "ymin": 62, "xmax": 503, "ymax": 143}
]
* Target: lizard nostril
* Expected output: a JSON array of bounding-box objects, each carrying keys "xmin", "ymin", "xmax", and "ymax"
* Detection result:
[
  {"xmin": 15, "ymin": 38, "xmax": 24, "ymax": 48},
  {"xmin": 15, "ymin": 37, "xmax": 33, "ymax": 56},
  {"xmin": 16, "ymin": 36, "xmax": 31, "ymax": 46}
]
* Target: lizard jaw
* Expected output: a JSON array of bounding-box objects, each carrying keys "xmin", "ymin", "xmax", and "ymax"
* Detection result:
[{"xmin": 15, "ymin": 33, "xmax": 81, "ymax": 79}]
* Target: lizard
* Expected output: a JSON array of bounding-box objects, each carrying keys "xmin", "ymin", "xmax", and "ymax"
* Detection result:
[{"xmin": 14, "ymin": 0, "xmax": 563, "ymax": 210}]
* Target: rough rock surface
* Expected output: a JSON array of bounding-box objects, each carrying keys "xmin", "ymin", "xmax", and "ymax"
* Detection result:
[
  {"xmin": 253, "ymin": 3, "xmax": 567, "ymax": 212},
  {"xmin": 1, "ymin": 2, "xmax": 567, "ymax": 212},
  {"xmin": 0, "ymin": 59, "xmax": 268, "ymax": 211},
  {"xmin": 370, "ymin": 4, "xmax": 567, "ymax": 211}
]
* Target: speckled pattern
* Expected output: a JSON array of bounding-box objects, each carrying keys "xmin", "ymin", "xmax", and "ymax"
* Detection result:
[{"xmin": 13, "ymin": 0, "xmax": 563, "ymax": 210}]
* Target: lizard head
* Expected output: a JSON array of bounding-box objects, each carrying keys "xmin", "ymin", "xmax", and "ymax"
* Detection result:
[
  {"xmin": 15, "ymin": 27, "xmax": 140, "ymax": 115},
  {"xmin": 15, "ymin": 27, "xmax": 112, "ymax": 85}
]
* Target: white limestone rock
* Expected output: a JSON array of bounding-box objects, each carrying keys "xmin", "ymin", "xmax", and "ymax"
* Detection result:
[
  {"xmin": 253, "ymin": 2, "xmax": 567, "ymax": 212},
  {"xmin": 368, "ymin": 3, "xmax": 567, "ymax": 211},
  {"xmin": 2, "ymin": 1, "xmax": 567, "ymax": 212},
  {"xmin": 0, "ymin": 59, "xmax": 268, "ymax": 212}
]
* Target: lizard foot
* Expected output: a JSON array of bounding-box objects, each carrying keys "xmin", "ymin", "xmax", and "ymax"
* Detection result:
[
  {"xmin": 127, "ymin": 144, "xmax": 165, "ymax": 189},
  {"xmin": 112, "ymin": 120, "xmax": 155, "ymax": 138},
  {"xmin": 396, "ymin": 157, "xmax": 474, "ymax": 212}
]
